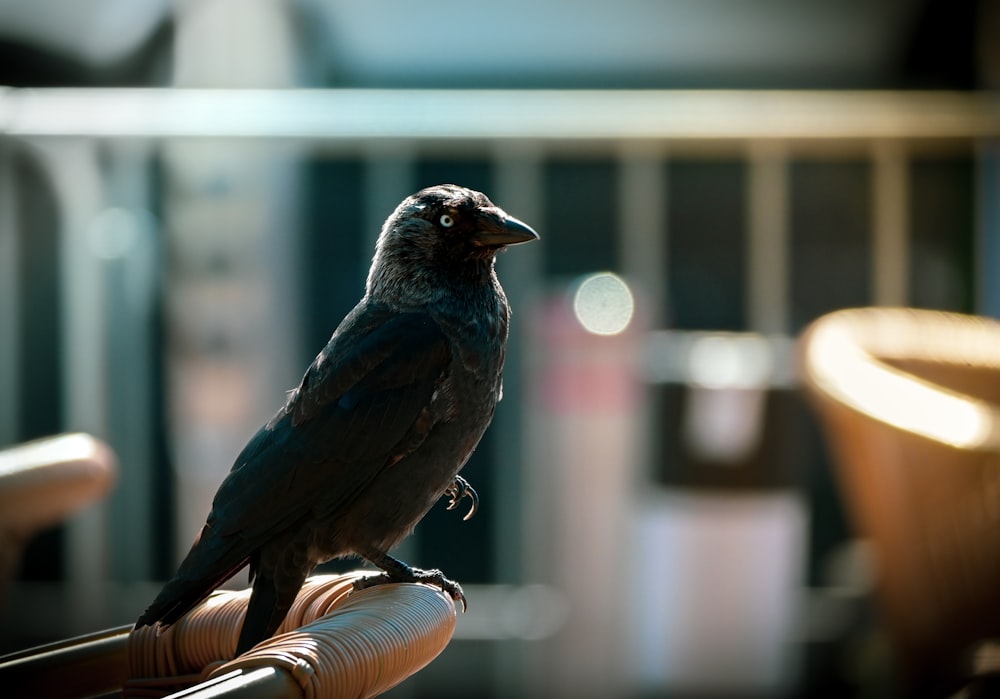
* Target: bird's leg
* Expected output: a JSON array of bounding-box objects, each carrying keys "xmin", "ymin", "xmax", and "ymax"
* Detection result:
[
  {"xmin": 354, "ymin": 550, "xmax": 467, "ymax": 611},
  {"xmin": 444, "ymin": 474, "xmax": 478, "ymax": 521}
]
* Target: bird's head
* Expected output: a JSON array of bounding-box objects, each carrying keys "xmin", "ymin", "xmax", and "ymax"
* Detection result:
[{"xmin": 367, "ymin": 184, "xmax": 538, "ymax": 302}]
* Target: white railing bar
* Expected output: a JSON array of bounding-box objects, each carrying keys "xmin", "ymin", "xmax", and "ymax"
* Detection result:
[{"xmin": 1, "ymin": 88, "xmax": 999, "ymax": 141}]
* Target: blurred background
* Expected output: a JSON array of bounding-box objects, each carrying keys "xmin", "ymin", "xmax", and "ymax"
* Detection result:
[{"xmin": 0, "ymin": 0, "xmax": 998, "ymax": 696}]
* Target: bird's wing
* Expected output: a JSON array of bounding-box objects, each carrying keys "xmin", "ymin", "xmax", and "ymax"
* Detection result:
[
  {"xmin": 213, "ymin": 306, "xmax": 452, "ymax": 538},
  {"xmin": 138, "ymin": 307, "xmax": 452, "ymax": 627}
]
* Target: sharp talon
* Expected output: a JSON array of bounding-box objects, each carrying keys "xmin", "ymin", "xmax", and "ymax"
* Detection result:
[
  {"xmin": 463, "ymin": 490, "xmax": 478, "ymax": 521},
  {"xmin": 432, "ymin": 573, "xmax": 467, "ymax": 612},
  {"xmin": 445, "ymin": 475, "xmax": 479, "ymax": 521}
]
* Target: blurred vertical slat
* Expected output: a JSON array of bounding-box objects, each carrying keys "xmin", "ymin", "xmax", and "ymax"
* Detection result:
[
  {"xmin": 618, "ymin": 143, "xmax": 668, "ymax": 324},
  {"xmin": 977, "ymin": 140, "xmax": 1000, "ymax": 318},
  {"xmin": 872, "ymin": 142, "xmax": 910, "ymax": 307},
  {"xmin": 747, "ymin": 143, "xmax": 790, "ymax": 334},
  {"xmin": 0, "ymin": 141, "xmax": 19, "ymax": 447}
]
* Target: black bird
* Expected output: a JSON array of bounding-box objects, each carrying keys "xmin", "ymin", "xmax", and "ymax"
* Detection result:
[{"xmin": 136, "ymin": 184, "xmax": 538, "ymax": 655}]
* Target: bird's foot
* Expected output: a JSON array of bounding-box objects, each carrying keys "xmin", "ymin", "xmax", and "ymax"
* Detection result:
[
  {"xmin": 444, "ymin": 475, "xmax": 478, "ymax": 521},
  {"xmin": 354, "ymin": 559, "xmax": 467, "ymax": 611}
]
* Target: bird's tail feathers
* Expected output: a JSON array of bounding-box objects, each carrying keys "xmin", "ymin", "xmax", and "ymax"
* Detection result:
[
  {"xmin": 135, "ymin": 556, "xmax": 249, "ymax": 629},
  {"xmin": 136, "ymin": 530, "xmax": 251, "ymax": 629}
]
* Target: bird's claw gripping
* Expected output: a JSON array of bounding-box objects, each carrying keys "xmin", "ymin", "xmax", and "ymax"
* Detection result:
[
  {"xmin": 354, "ymin": 567, "xmax": 468, "ymax": 612},
  {"xmin": 445, "ymin": 475, "xmax": 478, "ymax": 521}
]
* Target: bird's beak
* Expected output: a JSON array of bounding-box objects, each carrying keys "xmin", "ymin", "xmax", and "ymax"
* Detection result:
[{"xmin": 473, "ymin": 210, "xmax": 539, "ymax": 248}]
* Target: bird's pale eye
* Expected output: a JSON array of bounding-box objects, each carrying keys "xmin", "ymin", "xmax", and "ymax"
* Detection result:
[{"xmin": 439, "ymin": 214, "xmax": 455, "ymax": 228}]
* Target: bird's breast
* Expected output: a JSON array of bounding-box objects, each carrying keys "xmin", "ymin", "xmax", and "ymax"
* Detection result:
[{"xmin": 424, "ymin": 289, "xmax": 509, "ymax": 441}]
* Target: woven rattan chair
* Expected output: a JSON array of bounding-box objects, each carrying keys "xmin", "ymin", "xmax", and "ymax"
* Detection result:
[
  {"xmin": 1, "ymin": 573, "xmax": 457, "ymax": 698},
  {"xmin": 799, "ymin": 307, "xmax": 1000, "ymax": 697},
  {"xmin": 0, "ymin": 435, "xmax": 457, "ymax": 698}
]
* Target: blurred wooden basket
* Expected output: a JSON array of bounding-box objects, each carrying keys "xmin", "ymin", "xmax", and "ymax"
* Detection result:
[{"xmin": 798, "ymin": 307, "xmax": 1000, "ymax": 696}]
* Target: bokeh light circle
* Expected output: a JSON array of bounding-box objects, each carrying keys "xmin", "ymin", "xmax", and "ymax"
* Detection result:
[{"xmin": 572, "ymin": 272, "xmax": 635, "ymax": 335}]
